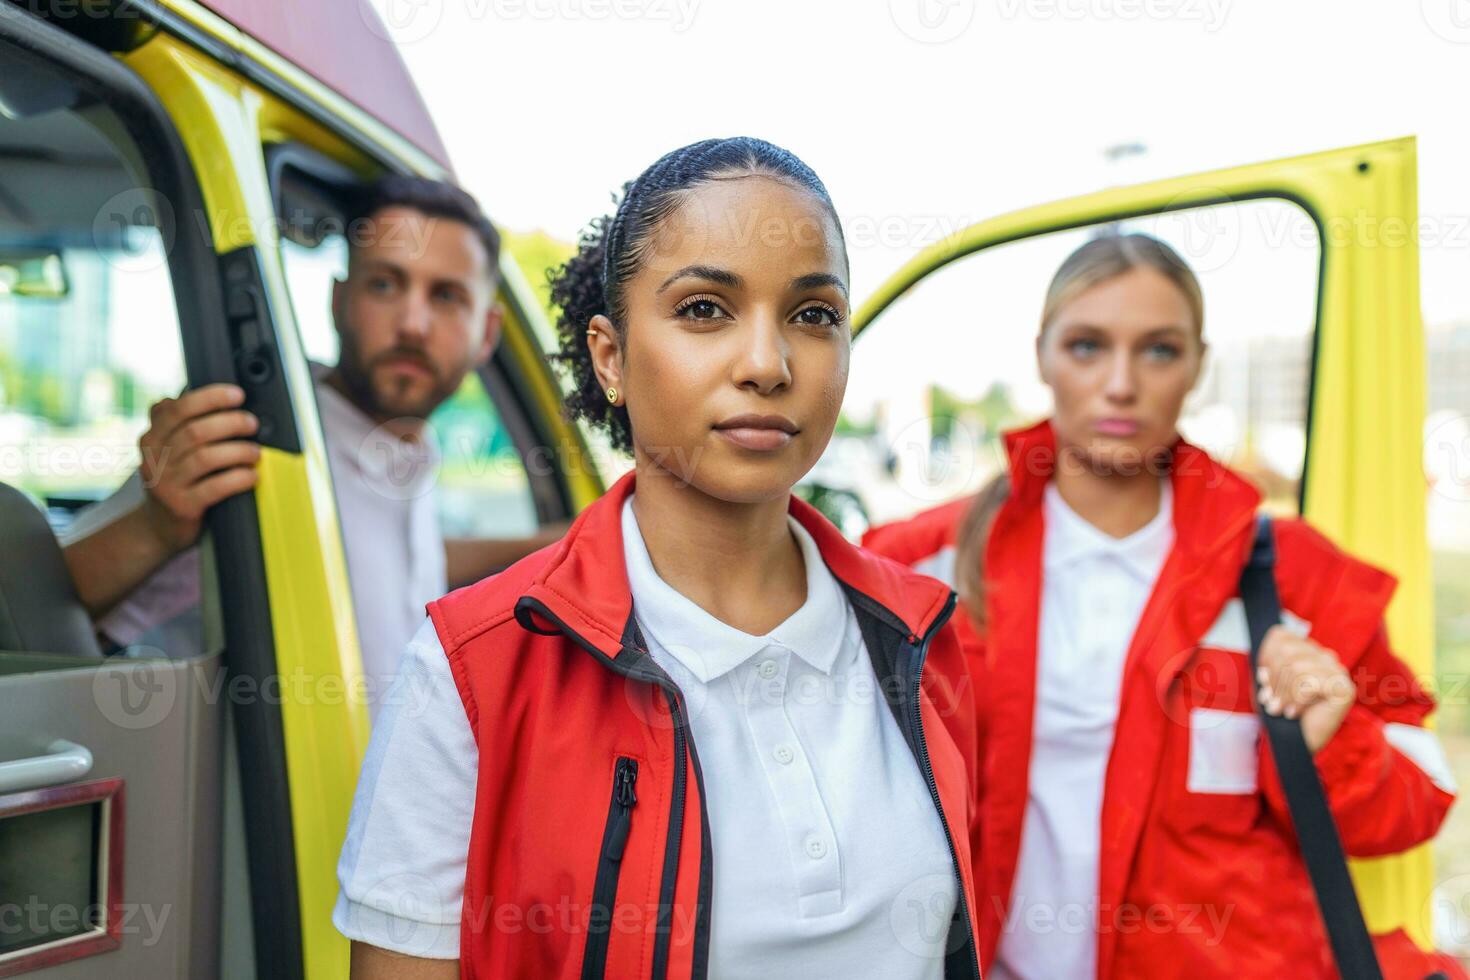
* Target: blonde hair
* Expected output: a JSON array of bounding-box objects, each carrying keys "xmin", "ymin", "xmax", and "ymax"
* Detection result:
[
  {"xmin": 954, "ymin": 232, "xmax": 1204, "ymax": 627},
  {"xmin": 1041, "ymin": 232, "xmax": 1204, "ymax": 339}
]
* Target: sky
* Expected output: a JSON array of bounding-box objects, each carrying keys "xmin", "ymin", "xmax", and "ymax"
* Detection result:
[{"xmin": 368, "ymin": 0, "xmax": 1470, "ymax": 332}]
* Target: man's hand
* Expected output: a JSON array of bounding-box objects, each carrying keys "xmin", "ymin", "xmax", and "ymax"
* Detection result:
[
  {"xmin": 61, "ymin": 384, "xmax": 260, "ymax": 621},
  {"xmin": 138, "ymin": 384, "xmax": 261, "ymax": 553},
  {"xmin": 1256, "ymin": 625, "xmax": 1356, "ymax": 753}
]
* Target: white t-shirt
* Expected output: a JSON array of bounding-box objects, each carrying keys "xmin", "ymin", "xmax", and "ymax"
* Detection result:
[
  {"xmin": 70, "ymin": 363, "xmax": 445, "ymax": 721},
  {"xmin": 311, "ymin": 365, "xmax": 445, "ymax": 720},
  {"xmin": 333, "ymin": 494, "xmax": 961, "ymax": 977},
  {"xmin": 991, "ymin": 477, "xmax": 1174, "ymax": 980}
]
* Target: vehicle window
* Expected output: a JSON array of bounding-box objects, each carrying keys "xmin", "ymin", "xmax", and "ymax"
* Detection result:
[
  {"xmin": 0, "ymin": 175, "xmax": 184, "ymax": 518},
  {"xmin": 830, "ymin": 200, "xmax": 1321, "ymax": 533},
  {"xmin": 280, "ymin": 235, "xmax": 346, "ymax": 367},
  {"xmin": 0, "ymin": 79, "xmax": 204, "ymax": 659},
  {"xmin": 274, "ymin": 201, "xmax": 542, "ymax": 540}
]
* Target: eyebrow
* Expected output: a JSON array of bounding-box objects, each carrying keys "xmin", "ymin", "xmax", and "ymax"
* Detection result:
[
  {"xmin": 1140, "ymin": 325, "xmax": 1190, "ymax": 339},
  {"xmin": 357, "ymin": 258, "xmax": 405, "ymax": 278},
  {"xmin": 656, "ymin": 264, "xmax": 848, "ymax": 297},
  {"xmin": 790, "ymin": 272, "xmax": 849, "ymax": 297},
  {"xmin": 658, "ymin": 265, "xmax": 742, "ymax": 293},
  {"xmin": 358, "ymin": 258, "xmax": 475, "ymax": 290},
  {"xmin": 1064, "ymin": 322, "xmax": 1190, "ymax": 337}
]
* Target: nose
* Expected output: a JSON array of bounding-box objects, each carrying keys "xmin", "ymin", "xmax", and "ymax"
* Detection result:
[
  {"xmin": 732, "ymin": 315, "xmax": 792, "ymax": 395},
  {"xmin": 1103, "ymin": 347, "xmax": 1138, "ymax": 403},
  {"xmin": 395, "ymin": 285, "xmax": 433, "ymax": 343}
]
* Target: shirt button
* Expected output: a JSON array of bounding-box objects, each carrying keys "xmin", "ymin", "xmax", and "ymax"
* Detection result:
[
  {"xmin": 774, "ymin": 744, "xmax": 795, "ymax": 765},
  {"xmin": 757, "ymin": 659, "xmax": 779, "ymax": 679},
  {"xmin": 805, "ymin": 837, "xmax": 827, "ymax": 860}
]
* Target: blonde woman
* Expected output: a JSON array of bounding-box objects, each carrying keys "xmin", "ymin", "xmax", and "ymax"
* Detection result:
[{"xmin": 864, "ymin": 233, "xmax": 1457, "ymax": 979}]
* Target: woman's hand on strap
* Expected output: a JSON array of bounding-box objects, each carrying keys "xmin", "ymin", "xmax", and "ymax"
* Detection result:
[{"xmin": 1255, "ymin": 625, "xmax": 1356, "ymax": 753}]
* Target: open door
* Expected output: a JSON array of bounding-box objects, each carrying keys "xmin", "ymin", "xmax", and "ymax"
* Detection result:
[
  {"xmin": 842, "ymin": 138, "xmax": 1432, "ymax": 944},
  {"xmin": 0, "ymin": 7, "xmax": 237, "ymax": 978},
  {"xmin": 0, "ymin": 6, "xmax": 324, "ymax": 977}
]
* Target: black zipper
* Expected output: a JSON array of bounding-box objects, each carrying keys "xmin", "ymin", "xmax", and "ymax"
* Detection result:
[
  {"xmin": 514, "ymin": 596, "xmax": 699, "ymax": 979},
  {"xmin": 904, "ymin": 591, "xmax": 982, "ymax": 980},
  {"xmin": 650, "ymin": 688, "xmax": 688, "ymax": 979},
  {"xmin": 517, "ymin": 587, "xmax": 971, "ymax": 979},
  {"xmin": 582, "ymin": 756, "xmax": 639, "ymax": 979}
]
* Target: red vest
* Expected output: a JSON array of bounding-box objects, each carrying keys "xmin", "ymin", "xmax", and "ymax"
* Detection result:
[
  {"xmin": 864, "ymin": 418, "xmax": 1454, "ymax": 979},
  {"xmin": 427, "ymin": 471, "xmax": 984, "ymax": 978}
]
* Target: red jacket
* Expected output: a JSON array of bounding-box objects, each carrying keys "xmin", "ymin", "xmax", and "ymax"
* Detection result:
[
  {"xmin": 863, "ymin": 418, "xmax": 1456, "ymax": 979},
  {"xmin": 426, "ymin": 470, "xmax": 984, "ymax": 979}
]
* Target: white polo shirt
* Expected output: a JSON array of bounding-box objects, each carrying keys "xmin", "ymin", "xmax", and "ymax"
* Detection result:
[
  {"xmin": 70, "ymin": 363, "xmax": 445, "ymax": 722},
  {"xmin": 333, "ymin": 494, "xmax": 960, "ymax": 976},
  {"xmin": 311, "ymin": 364, "xmax": 445, "ymax": 720},
  {"xmin": 992, "ymin": 477, "xmax": 1174, "ymax": 980}
]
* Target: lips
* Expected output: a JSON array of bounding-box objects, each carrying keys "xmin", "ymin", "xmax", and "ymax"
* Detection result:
[
  {"xmin": 1095, "ymin": 417, "xmax": 1140, "ymax": 437},
  {"xmin": 712, "ymin": 414, "xmax": 799, "ymax": 452},
  {"xmin": 377, "ymin": 352, "xmax": 435, "ymax": 380}
]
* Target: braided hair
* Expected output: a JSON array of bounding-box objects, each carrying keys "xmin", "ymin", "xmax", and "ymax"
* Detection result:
[{"xmin": 547, "ymin": 137, "xmax": 846, "ymax": 453}]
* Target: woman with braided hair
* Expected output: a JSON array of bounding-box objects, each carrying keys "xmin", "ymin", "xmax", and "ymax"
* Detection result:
[{"xmin": 333, "ymin": 137, "xmax": 984, "ymax": 979}]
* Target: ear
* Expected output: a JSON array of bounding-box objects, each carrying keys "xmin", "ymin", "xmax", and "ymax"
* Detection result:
[
  {"xmin": 330, "ymin": 278, "xmax": 348, "ymax": 337},
  {"xmin": 587, "ymin": 314, "xmax": 624, "ymax": 406},
  {"xmin": 474, "ymin": 305, "xmax": 503, "ymax": 367},
  {"xmin": 1189, "ymin": 338, "xmax": 1209, "ymax": 390},
  {"xmin": 1034, "ymin": 331, "xmax": 1052, "ymax": 386}
]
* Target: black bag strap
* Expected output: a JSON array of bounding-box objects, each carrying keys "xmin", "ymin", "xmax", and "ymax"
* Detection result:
[{"xmin": 1240, "ymin": 514, "xmax": 1384, "ymax": 980}]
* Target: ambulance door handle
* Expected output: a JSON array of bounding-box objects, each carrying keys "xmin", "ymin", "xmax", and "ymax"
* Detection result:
[{"xmin": 0, "ymin": 739, "xmax": 94, "ymax": 794}]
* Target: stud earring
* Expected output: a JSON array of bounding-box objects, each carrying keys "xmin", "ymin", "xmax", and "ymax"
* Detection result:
[{"xmin": 605, "ymin": 387, "xmax": 618, "ymax": 404}]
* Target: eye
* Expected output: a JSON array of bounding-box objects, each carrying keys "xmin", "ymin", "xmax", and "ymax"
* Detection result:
[
  {"xmin": 793, "ymin": 303, "xmax": 845, "ymax": 328},
  {"xmin": 433, "ymin": 284, "xmax": 466, "ymax": 306},
  {"xmin": 1145, "ymin": 342, "xmax": 1182, "ymax": 361},
  {"xmin": 1066, "ymin": 337, "xmax": 1101, "ymax": 358},
  {"xmin": 673, "ymin": 295, "xmax": 729, "ymax": 321},
  {"xmin": 366, "ymin": 275, "xmax": 395, "ymax": 294}
]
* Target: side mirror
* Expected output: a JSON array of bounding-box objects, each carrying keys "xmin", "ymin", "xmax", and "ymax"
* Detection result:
[{"xmin": 0, "ymin": 248, "xmax": 68, "ymax": 299}]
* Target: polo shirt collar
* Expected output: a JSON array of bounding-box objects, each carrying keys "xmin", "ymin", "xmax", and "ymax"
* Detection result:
[
  {"xmin": 1043, "ymin": 476, "xmax": 1175, "ymax": 583},
  {"xmin": 620, "ymin": 495, "xmax": 847, "ymax": 683}
]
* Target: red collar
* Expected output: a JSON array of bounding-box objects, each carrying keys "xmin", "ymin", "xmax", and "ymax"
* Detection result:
[
  {"xmin": 1001, "ymin": 417, "xmax": 1263, "ymax": 561},
  {"xmin": 517, "ymin": 469, "xmax": 955, "ymax": 660}
]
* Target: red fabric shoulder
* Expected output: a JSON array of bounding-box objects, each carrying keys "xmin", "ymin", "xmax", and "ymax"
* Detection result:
[
  {"xmin": 1270, "ymin": 516, "xmax": 1398, "ymax": 669},
  {"xmin": 427, "ymin": 539, "xmax": 562, "ymax": 653},
  {"xmin": 862, "ymin": 495, "xmax": 973, "ymax": 567}
]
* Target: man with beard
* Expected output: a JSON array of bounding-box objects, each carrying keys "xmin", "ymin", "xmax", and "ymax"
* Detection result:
[{"xmin": 61, "ymin": 176, "xmax": 564, "ymax": 721}]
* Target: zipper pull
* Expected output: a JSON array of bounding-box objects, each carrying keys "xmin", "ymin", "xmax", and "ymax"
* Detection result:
[
  {"xmin": 605, "ymin": 758, "xmax": 638, "ymax": 862},
  {"xmin": 615, "ymin": 758, "xmax": 638, "ymax": 807}
]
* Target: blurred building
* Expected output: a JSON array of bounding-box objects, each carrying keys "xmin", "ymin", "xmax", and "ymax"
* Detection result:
[{"xmin": 1428, "ymin": 321, "xmax": 1470, "ymax": 416}]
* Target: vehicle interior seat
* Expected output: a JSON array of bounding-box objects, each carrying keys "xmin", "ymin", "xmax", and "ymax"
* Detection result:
[{"xmin": 0, "ymin": 482, "xmax": 102, "ymax": 657}]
